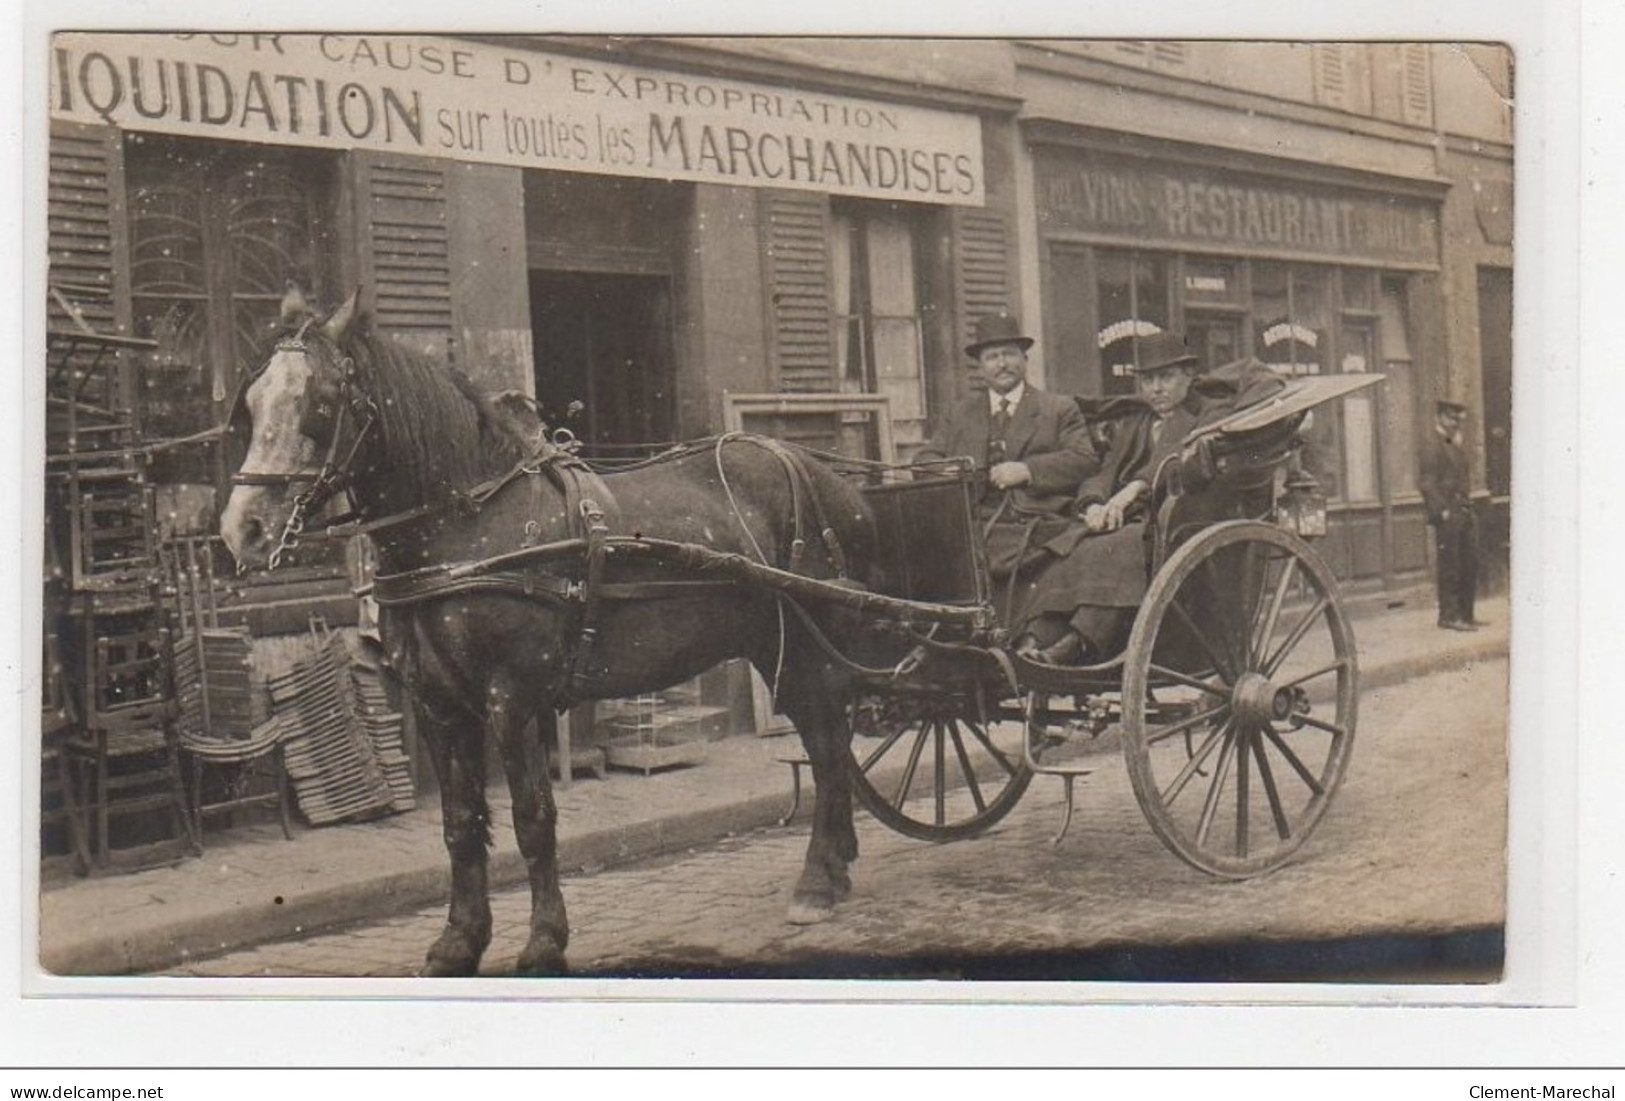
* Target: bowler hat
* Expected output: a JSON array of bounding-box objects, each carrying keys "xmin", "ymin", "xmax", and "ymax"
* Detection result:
[
  {"xmin": 1436, "ymin": 399, "xmax": 1468, "ymax": 416},
  {"xmin": 1131, "ymin": 330, "xmax": 1200, "ymax": 373},
  {"xmin": 964, "ymin": 313, "xmax": 1035, "ymax": 358}
]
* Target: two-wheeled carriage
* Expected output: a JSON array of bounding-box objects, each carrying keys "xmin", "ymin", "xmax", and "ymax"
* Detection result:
[
  {"xmin": 220, "ymin": 285, "xmax": 1380, "ymax": 974},
  {"xmin": 834, "ymin": 372, "xmax": 1380, "ymax": 878}
]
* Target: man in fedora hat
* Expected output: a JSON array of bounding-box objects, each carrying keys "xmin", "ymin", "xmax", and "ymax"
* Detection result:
[
  {"xmin": 1420, "ymin": 398, "xmax": 1483, "ymax": 631},
  {"xmin": 915, "ymin": 313, "xmax": 1097, "ymax": 588}
]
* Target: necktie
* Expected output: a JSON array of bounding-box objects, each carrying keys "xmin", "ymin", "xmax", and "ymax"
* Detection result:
[{"xmin": 993, "ymin": 397, "xmax": 1012, "ymax": 439}]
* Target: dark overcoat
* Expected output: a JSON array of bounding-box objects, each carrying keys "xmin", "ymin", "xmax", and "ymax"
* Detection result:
[
  {"xmin": 1418, "ymin": 429, "xmax": 1472, "ymax": 524},
  {"xmin": 1016, "ymin": 359, "xmax": 1289, "ymax": 620}
]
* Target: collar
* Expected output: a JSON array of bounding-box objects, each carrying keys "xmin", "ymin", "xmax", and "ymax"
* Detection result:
[{"xmin": 989, "ymin": 383, "xmax": 1025, "ymax": 412}]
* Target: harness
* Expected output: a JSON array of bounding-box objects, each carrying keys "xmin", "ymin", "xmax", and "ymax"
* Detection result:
[{"xmin": 231, "ymin": 333, "xmax": 851, "ymax": 701}]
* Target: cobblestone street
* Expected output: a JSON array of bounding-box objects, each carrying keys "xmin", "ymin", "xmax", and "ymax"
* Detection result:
[{"xmin": 161, "ymin": 655, "xmax": 1506, "ymax": 982}]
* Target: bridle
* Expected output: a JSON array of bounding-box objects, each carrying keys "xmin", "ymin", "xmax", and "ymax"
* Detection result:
[{"xmin": 229, "ymin": 320, "xmax": 379, "ymax": 569}]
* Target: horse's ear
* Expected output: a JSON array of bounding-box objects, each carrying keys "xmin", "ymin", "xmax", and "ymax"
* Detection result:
[
  {"xmin": 323, "ymin": 287, "xmax": 362, "ymax": 344},
  {"xmin": 279, "ymin": 283, "xmax": 310, "ymax": 326}
]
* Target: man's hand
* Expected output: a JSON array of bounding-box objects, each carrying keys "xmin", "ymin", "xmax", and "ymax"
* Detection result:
[
  {"xmin": 1085, "ymin": 482, "xmax": 1145, "ymax": 532},
  {"xmin": 988, "ymin": 461, "xmax": 1033, "ymax": 491}
]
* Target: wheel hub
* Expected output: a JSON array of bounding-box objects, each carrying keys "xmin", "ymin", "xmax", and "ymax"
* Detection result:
[{"xmin": 1231, "ymin": 671, "xmax": 1294, "ymax": 727}]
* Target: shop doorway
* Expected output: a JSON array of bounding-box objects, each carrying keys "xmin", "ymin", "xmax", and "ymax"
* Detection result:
[{"xmin": 529, "ymin": 271, "xmax": 676, "ymax": 456}]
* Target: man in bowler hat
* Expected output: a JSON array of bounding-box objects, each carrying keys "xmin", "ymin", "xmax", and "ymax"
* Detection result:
[
  {"xmin": 1419, "ymin": 398, "xmax": 1484, "ymax": 631},
  {"xmin": 1010, "ymin": 329, "xmax": 1209, "ymax": 664},
  {"xmin": 914, "ymin": 313, "xmax": 1097, "ymax": 614}
]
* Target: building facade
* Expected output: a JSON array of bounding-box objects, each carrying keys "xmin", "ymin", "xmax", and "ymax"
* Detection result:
[
  {"xmin": 41, "ymin": 34, "xmax": 1514, "ymax": 839},
  {"xmin": 46, "ymin": 34, "xmax": 1514, "ymax": 605}
]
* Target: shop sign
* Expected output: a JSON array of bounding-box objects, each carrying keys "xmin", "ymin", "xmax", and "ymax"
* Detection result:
[
  {"xmin": 51, "ymin": 32, "xmax": 986, "ymax": 206},
  {"xmin": 1037, "ymin": 147, "xmax": 1438, "ymax": 266}
]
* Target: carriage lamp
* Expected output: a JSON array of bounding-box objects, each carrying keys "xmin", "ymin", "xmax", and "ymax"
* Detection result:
[{"xmin": 1276, "ymin": 462, "xmax": 1328, "ymax": 538}]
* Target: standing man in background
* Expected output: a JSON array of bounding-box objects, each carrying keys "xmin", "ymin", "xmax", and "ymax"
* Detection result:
[{"xmin": 1419, "ymin": 398, "xmax": 1483, "ymax": 631}]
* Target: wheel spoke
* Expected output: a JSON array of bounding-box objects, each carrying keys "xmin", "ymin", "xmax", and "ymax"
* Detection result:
[
  {"xmin": 1263, "ymin": 593, "xmax": 1330, "ymax": 678},
  {"xmin": 1262, "ymin": 724, "xmax": 1325, "ymax": 796},
  {"xmin": 1160, "ymin": 717, "xmax": 1233, "ymax": 805},
  {"xmin": 1252, "ymin": 556, "xmax": 1299, "ymax": 668},
  {"xmin": 933, "ymin": 721, "xmax": 947, "ymax": 826},
  {"xmin": 1292, "ymin": 713, "xmax": 1348, "ymax": 739},
  {"xmin": 1252, "ymin": 733, "xmax": 1293, "ymax": 840},
  {"xmin": 1171, "ymin": 599, "xmax": 1237, "ymax": 685},
  {"xmin": 1195, "ymin": 723, "xmax": 1240, "ymax": 848},
  {"xmin": 1234, "ymin": 723, "xmax": 1251, "ymax": 857},
  {"xmin": 856, "ymin": 722, "xmax": 909, "ymax": 775},
  {"xmin": 1202, "ymin": 556, "xmax": 1252, "ymax": 676},
  {"xmin": 1278, "ymin": 658, "xmax": 1351, "ymax": 692},
  {"xmin": 1149, "ymin": 663, "xmax": 1231, "ymax": 698},
  {"xmin": 946, "ymin": 720, "xmax": 988, "ymax": 814},
  {"xmin": 1146, "ymin": 702, "xmax": 1232, "ymax": 745},
  {"xmin": 964, "ymin": 719, "xmax": 1020, "ymax": 776},
  {"xmin": 891, "ymin": 721, "xmax": 931, "ymax": 810}
]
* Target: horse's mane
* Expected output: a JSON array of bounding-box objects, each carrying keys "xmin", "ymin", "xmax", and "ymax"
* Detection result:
[{"xmin": 335, "ymin": 318, "xmax": 536, "ymax": 507}]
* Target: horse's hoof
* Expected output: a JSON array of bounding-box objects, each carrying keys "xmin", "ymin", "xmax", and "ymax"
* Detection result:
[
  {"xmin": 786, "ymin": 898, "xmax": 835, "ymax": 925},
  {"xmin": 422, "ymin": 928, "xmax": 486, "ymax": 976},
  {"xmin": 420, "ymin": 953, "xmax": 479, "ymax": 978},
  {"xmin": 831, "ymin": 870, "xmax": 853, "ymax": 901},
  {"xmin": 516, "ymin": 941, "xmax": 569, "ymax": 977}
]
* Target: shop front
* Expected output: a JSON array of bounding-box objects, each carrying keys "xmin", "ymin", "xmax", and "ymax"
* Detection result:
[
  {"xmin": 1028, "ymin": 126, "xmax": 1448, "ymax": 589},
  {"xmin": 44, "ymin": 33, "xmax": 1019, "ymax": 830}
]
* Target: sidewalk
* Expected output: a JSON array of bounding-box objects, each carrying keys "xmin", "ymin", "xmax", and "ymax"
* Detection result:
[{"xmin": 36, "ymin": 588, "xmax": 1511, "ymax": 976}]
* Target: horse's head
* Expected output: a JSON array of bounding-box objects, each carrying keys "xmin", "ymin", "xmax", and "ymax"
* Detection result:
[{"xmin": 220, "ymin": 284, "xmax": 368, "ymax": 572}]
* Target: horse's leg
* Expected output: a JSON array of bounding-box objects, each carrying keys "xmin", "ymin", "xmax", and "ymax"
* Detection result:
[
  {"xmin": 490, "ymin": 683, "xmax": 569, "ymax": 976},
  {"xmin": 772, "ymin": 654, "xmax": 859, "ymax": 925},
  {"xmin": 418, "ymin": 699, "xmax": 494, "ymax": 977}
]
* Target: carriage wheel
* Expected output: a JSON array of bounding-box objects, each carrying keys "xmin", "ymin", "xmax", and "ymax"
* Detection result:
[
  {"xmin": 1121, "ymin": 520, "xmax": 1357, "ymax": 878},
  {"xmin": 848, "ymin": 692, "xmax": 1033, "ymax": 842}
]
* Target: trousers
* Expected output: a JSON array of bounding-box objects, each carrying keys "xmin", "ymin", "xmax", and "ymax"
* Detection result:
[{"xmin": 1432, "ymin": 511, "xmax": 1480, "ymax": 624}]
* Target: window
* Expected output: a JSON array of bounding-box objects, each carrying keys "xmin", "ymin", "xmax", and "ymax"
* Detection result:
[
  {"xmin": 831, "ymin": 204, "xmax": 927, "ymax": 450},
  {"xmin": 129, "ymin": 135, "xmax": 339, "ymax": 466},
  {"xmin": 1339, "ymin": 323, "xmax": 1381, "ymax": 503},
  {"xmin": 127, "ymin": 133, "xmax": 340, "ymax": 555},
  {"xmin": 1096, "ymin": 250, "xmax": 1171, "ymax": 394},
  {"xmin": 1254, "ymin": 263, "xmax": 1341, "ymax": 498},
  {"xmin": 1378, "ymin": 278, "xmax": 1420, "ymax": 496}
]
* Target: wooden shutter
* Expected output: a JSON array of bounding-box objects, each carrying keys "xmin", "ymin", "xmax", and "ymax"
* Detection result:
[
  {"xmin": 354, "ymin": 153, "xmax": 453, "ymax": 364},
  {"xmin": 1400, "ymin": 44, "xmax": 1434, "ymax": 128},
  {"xmin": 950, "ymin": 207, "xmax": 1013, "ymax": 353},
  {"xmin": 47, "ymin": 120, "xmax": 128, "ymax": 335},
  {"xmin": 1150, "ymin": 42, "xmax": 1188, "ymax": 68},
  {"xmin": 1315, "ymin": 44, "xmax": 1350, "ymax": 110},
  {"xmin": 760, "ymin": 190, "xmax": 835, "ymax": 392}
]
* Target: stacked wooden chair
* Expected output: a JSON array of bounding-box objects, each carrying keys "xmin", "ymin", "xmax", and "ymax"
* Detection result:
[{"xmin": 45, "ymin": 295, "xmax": 194, "ymax": 873}]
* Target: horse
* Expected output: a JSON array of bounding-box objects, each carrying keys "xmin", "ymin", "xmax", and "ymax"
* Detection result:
[{"xmin": 220, "ymin": 286, "xmax": 878, "ymax": 976}]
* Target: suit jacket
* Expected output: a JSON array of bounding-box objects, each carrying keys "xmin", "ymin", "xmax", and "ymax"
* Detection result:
[
  {"xmin": 1418, "ymin": 430, "xmax": 1472, "ymax": 524},
  {"xmin": 1073, "ymin": 397, "xmax": 1204, "ymax": 516},
  {"xmin": 916, "ymin": 385, "xmax": 1097, "ymax": 515}
]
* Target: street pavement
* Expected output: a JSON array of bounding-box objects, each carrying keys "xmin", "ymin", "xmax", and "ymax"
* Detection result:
[
  {"xmin": 159, "ymin": 655, "xmax": 1507, "ymax": 980},
  {"xmin": 36, "ymin": 589, "xmax": 1510, "ymax": 978}
]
